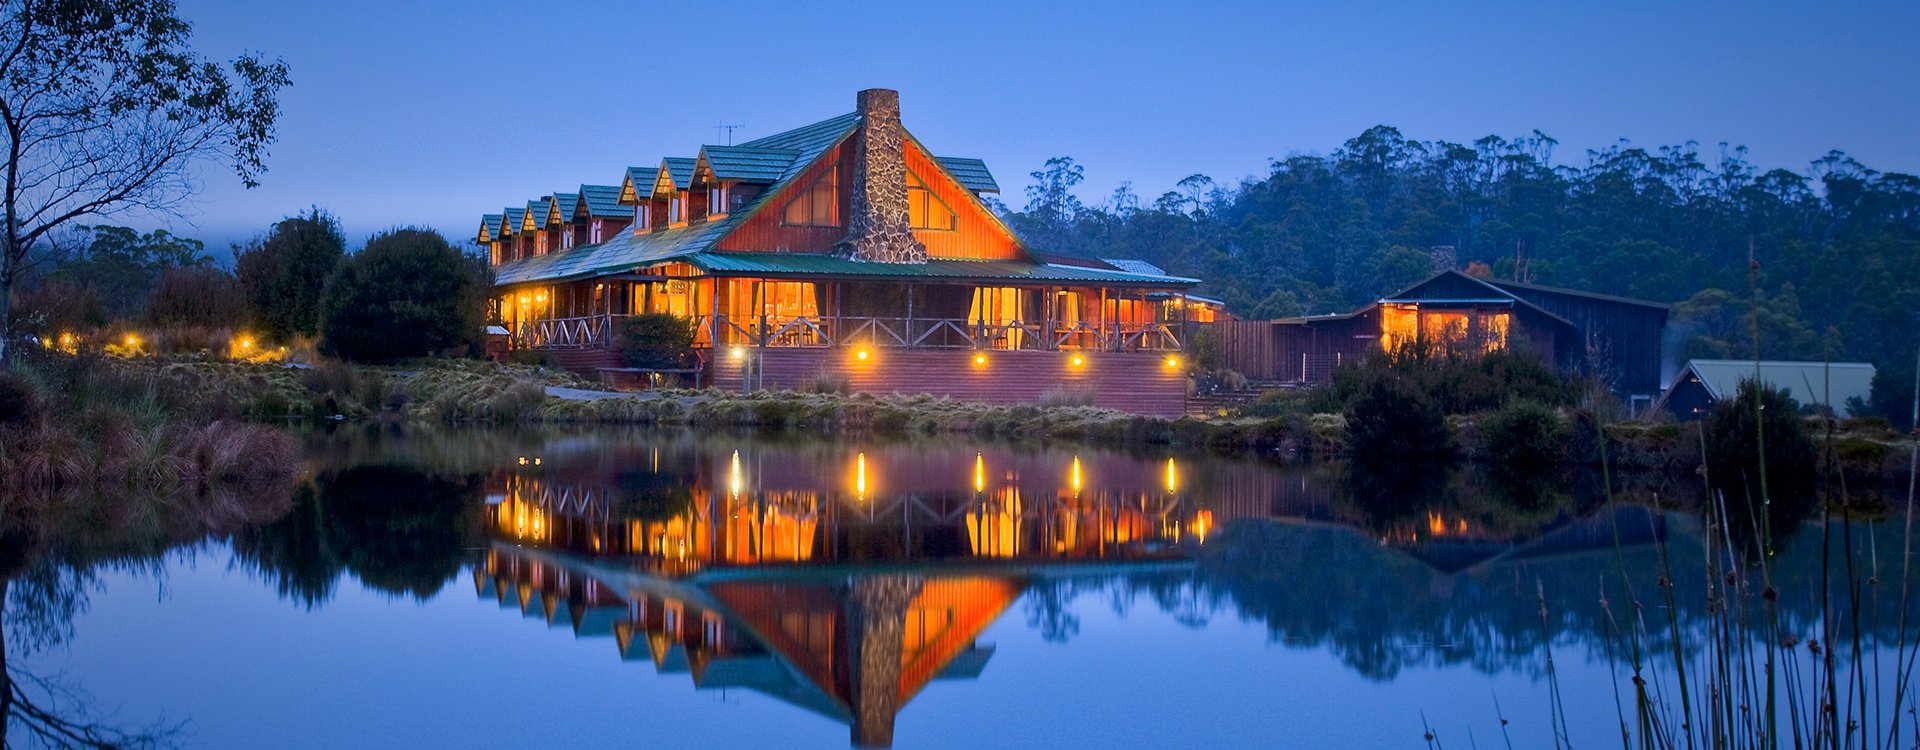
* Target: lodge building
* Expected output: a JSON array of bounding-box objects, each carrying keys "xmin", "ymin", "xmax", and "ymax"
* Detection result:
[{"xmin": 478, "ymin": 89, "xmax": 1214, "ymax": 416}]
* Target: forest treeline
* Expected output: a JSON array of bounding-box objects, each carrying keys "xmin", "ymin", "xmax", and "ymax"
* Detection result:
[{"xmin": 993, "ymin": 126, "xmax": 1920, "ymax": 416}]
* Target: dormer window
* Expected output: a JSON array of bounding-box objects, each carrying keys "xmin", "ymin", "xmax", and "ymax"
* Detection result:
[
  {"xmin": 590, "ymin": 222, "xmax": 603, "ymax": 244},
  {"xmin": 669, "ymin": 195, "xmax": 684, "ymax": 224},
  {"xmin": 561, "ymin": 229, "xmax": 573, "ymax": 250},
  {"xmin": 634, "ymin": 203, "xmax": 650, "ymax": 231},
  {"xmin": 781, "ymin": 165, "xmax": 839, "ymax": 228},
  {"xmin": 908, "ymin": 170, "xmax": 956, "ymax": 231},
  {"xmin": 709, "ymin": 183, "xmax": 730, "ymax": 216}
]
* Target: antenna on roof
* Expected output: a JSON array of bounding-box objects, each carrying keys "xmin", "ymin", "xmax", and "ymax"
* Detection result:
[{"xmin": 715, "ymin": 122, "xmax": 743, "ymax": 146}]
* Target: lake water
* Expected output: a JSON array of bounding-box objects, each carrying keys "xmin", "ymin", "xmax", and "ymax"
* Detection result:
[{"xmin": 4, "ymin": 425, "xmax": 1913, "ymax": 748}]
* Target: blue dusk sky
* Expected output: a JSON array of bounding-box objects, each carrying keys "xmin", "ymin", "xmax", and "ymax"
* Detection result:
[{"xmin": 155, "ymin": 0, "xmax": 1919, "ymax": 253}]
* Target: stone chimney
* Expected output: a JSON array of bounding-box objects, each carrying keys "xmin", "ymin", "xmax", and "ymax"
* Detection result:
[{"xmin": 837, "ymin": 89, "xmax": 927, "ymax": 264}]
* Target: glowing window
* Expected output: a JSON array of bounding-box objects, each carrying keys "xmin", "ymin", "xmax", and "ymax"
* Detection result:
[
  {"xmin": 907, "ymin": 170, "xmax": 956, "ymax": 230},
  {"xmin": 781, "ymin": 166, "xmax": 839, "ymax": 227}
]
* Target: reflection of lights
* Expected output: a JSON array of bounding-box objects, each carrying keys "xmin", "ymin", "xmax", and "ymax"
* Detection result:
[
  {"xmin": 855, "ymin": 452, "xmax": 868, "ymax": 496},
  {"xmin": 1165, "ymin": 457, "xmax": 1178, "ymax": 494},
  {"xmin": 1192, "ymin": 510, "xmax": 1213, "ymax": 543},
  {"xmin": 730, "ymin": 450, "xmax": 742, "ymax": 496},
  {"xmin": 974, "ymin": 453, "xmax": 985, "ymax": 493},
  {"xmin": 1070, "ymin": 455, "xmax": 1082, "ymax": 494}
]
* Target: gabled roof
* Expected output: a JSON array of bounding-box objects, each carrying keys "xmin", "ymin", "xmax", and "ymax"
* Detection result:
[
  {"xmin": 478, "ymin": 214, "xmax": 501, "ymax": 243},
  {"xmin": 524, "ymin": 198, "xmax": 553, "ymax": 230},
  {"xmin": 1484, "ymin": 277, "xmax": 1672, "ymax": 311},
  {"xmin": 500, "ymin": 208, "xmax": 525, "ymax": 236},
  {"xmin": 662, "ymin": 157, "xmax": 698, "ymax": 192},
  {"xmin": 617, "ymin": 166, "xmax": 661, "ymax": 205},
  {"xmin": 577, "ymin": 184, "xmax": 626, "ymax": 218},
  {"xmin": 1382, "ymin": 270, "xmax": 1576, "ymax": 328},
  {"xmin": 1659, "ymin": 360, "xmax": 1876, "ymax": 416},
  {"xmin": 550, "ymin": 193, "xmax": 579, "ymax": 223},
  {"xmin": 486, "ymin": 109, "xmax": 1193, "ymax": 291},
  {"xmin": 699, "ymin": 146, "xmax": 802, "ymax": 182},
  {"xmin": 936, "ymin": 157, "xmax": 999, "ymax": 193}
]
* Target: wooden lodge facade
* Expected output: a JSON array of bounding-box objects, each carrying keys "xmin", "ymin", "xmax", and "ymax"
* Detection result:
[
  {"xmin": 1210, "ymin": 270, "xmax": 1671, "ymax": 404},
  {"xmin": 477, "ymin": 90, "xmax": 1211, "ymax": 416}
]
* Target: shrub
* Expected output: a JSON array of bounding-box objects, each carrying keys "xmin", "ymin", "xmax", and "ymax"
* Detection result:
[
  {"xmin": 318, "ymin": 228, "xmax": 489, "ymax": 364},
  {"xmin": 146, "ymin": 266, "xmax": 248, "ymax": 330},
  {"xmin": 236, "ymin": 209, "xmax": 347, "ymax": 341},
  {"xmin": 805, "ymin": 370, "xmax": 850, "ymax": 395},
  {"xmin": 1702, "ymin": 379, "xmax": 1818, "ymax": 550},
  {"xmin": 1038, "ymin": 385, "xmax": 1098, "ymax": 408},
  {"xmin": 615, "ymin": 313, "xmax": 695, "ymax": 369},
  {"xmin": 0, "ymin": 371, "xmax": 41, "ymax": 426},
  {"xmin": 1343, "ymin": 371, "xmax": 1451, "ymax": 458},
  {"xmin": 1480, "ymin": 400, "xmax": 1568, "ymax": 466}
]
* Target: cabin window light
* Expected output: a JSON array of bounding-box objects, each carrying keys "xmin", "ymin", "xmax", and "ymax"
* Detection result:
[{"xmin": 781, "ymin": 165, "xmax": 840, "ymax": 227}]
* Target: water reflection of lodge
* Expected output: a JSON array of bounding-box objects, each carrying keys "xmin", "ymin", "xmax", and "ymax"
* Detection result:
[
  {"xmin": 475, "ymin": 448, "xmax": 1197, "ymax": 748},
  {"xmin": 486, "ymin": 449, "xmax": 1201, "ymax": 572}
]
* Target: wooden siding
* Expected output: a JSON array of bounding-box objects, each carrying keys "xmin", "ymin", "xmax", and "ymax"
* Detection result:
[
  {"xmin": 1492, "ymin": 284, "xmax": 1668, "ymax": 397},
  {"xmin": 708, "ymin": 348, "xmax": 1186, "ymax": 417},
  {"xmin": 717, "ymin": 141, "xmax": 849, "ymax": 253},
  {"xmin": 903, "ymin": 141, "xmax": 1023, "ymax": 260},
  {"xmin": 717, "ymin": 137, "xmax": 1024, "ymax": 261}
]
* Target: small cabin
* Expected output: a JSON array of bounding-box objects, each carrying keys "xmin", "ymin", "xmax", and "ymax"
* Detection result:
[{"xmin": 1655, "ymin": 359, "xmax": 1876, "ymax": 421}]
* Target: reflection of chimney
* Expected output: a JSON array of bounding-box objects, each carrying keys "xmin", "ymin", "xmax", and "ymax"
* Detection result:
[
  {"xmin": 845, "ymin": 574, "xmax": 924, "ymax": 748},
  {"xmin": 837, "ymin": 89, "xmax": 927, "ymax": 264}
]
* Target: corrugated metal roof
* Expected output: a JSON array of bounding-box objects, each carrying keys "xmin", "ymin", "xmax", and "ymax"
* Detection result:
[
  {"xmin": 688, "ymin": 252, "xmax": 1198, "ymax": 286},
  {"xmin": 500, "ymin": 208, "xmax": 526, "ymax": 236},
  {"xmin": 702, "ymin": 146, "xmax": 801, "ymax": 182},
  {"xmin": 1102, "ymin": 258, "xmax": 1165, "ymax": 276},
  {"xmin": 662, "ymin": 157, "xmax": 698, "ymax": 190},
  {"xmin": 618, "ymin": 167, "xmax": 652, "ymax": 205},
  {"xmin": 578, "ymin": 184, "xmax": 626, "ymax": 218},
  {"xmin": 1671, "ymin": 360, "xmax": 1876, "ymax": 416},
  {"xmin": 936, "ymin": 157, "xmax": 999, "ymax": 193}
]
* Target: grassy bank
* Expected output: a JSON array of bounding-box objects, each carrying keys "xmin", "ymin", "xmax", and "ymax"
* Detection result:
[{"xmin": 60, "ymin": 354, "xmax": 1914, "ymax": 492}]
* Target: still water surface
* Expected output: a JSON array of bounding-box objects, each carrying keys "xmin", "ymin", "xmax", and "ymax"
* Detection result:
[{"xmin": 6, "ymin": 425, "xmax": 1912, "ymax": 748}]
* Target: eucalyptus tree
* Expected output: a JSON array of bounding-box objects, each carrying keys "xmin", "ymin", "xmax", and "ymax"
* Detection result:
[{"xmin": 0, "ymin": 0, "xmax": 288, "ymax": 365}]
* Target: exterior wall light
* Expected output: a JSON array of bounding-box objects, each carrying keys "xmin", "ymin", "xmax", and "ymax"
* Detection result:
[
  {"xmin": 1069, "ymin": 355, "xmax": 1084, "ymax": 367},
  {"xmin": 731, "ymin": 346, "xmax": 745, "ymax": 360},
  {"xmin": 973, "ymin": 353, "xmax": 987, "ymax": 366},
  {"xmin": 856, "ymin": 348, "xmax": 870, "ymax": 361},
  {"xmin": 1165, "ymin": 356, "xmax": 1180, "ymax": 368}
]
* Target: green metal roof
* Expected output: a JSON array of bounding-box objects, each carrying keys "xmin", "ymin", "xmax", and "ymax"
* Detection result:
[
  {"xmin": 526, "ymin": 198, "xmax": 553, "ymax": 227},
  {"xmin": 935, "ymin": 157, "xmax": 999, "ymax": 193},
  {"xmin": 478, "ymin": 214, "xmax": 502, "ymax": 241},
  {"xmin": 686, "ymin": 253, "xmax": 1198, "ymax": 286},
  {"xmin": 551, "ymin": 192, "xmax": 580, "ymax": 221},
  {"xmin": 662, "ymin": 157, "xmax": 697, "ymax": 191},
  {"xmin": 485, "ymin": 111, "xmax": 1125, "ymax": 291},
  {"xmin": 578, "ymin": 184, "xmax": 626, "ymax": 218},
  {"xmin": 701, "ymin": 146, "xmax": 801, "ymax": 182},
  {"xmin": 500, "ymin": 208, "xmax": 526, "ymax": 235}
]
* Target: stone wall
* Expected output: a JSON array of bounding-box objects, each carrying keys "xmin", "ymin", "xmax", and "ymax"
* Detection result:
[{"xmin": 837, "ymin": 89, "xmax": 928, "ymax": 264}]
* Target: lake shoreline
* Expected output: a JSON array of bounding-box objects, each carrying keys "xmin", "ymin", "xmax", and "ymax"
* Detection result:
[{"xmin": 22, "ymin": 354, "xmax": 1917, "ymax": 495}]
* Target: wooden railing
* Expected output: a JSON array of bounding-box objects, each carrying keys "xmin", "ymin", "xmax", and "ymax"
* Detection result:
[{"xmin": 519, "ymin": 314, "xmax": 1183, "ymax": 352}]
